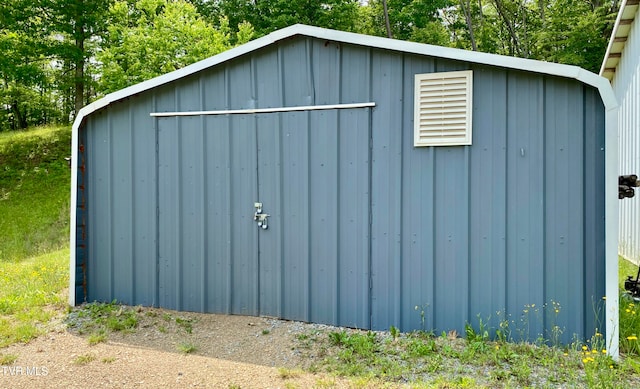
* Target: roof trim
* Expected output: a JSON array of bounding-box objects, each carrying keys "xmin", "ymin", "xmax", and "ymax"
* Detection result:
[
  {"xmin": 600, "ymin": 0, "xmax": 639, "ymax": 81},
  {"xmin": 72, "ymin": 24, "xmax": 616, "ymax": 135}
]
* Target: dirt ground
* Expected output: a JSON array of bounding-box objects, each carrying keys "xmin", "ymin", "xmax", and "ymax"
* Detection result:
[{"xmin": 1, "ymin": 307, "xmax": 379, "ymax": 389}]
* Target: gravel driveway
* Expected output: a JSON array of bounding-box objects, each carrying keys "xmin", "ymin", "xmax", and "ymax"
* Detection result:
[{"xmin": 1, "ymin": 307, "xmax": 378, "ymax": 389}]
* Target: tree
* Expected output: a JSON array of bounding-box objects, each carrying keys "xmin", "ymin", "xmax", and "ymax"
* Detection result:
[
  {"xmin": 192, "ymin": 0, "xmax": 361, "ymax": 39},
  {"xmin": 443, "ymin": 0, "xmax": 619, "ymax": 72},
  {"xmin": 97, "ymin": 0, "xmax": 253, "ymax": 94},
  {"xmin": 0, "ymin": 1, "xmax": 62, "ymax": 130},
  {"xmin": 532, "ymin": 0, "xmax": 617, "ymax": 72},
  {"xmin": 360, "ymin": 0, "xmax": 452, "ymax": 45},
  {"xmin": 33, "ymin": 0, "xmax": 113, "ymax": 118}
]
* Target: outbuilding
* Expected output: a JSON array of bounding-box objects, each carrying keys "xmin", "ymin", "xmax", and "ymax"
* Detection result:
[
  {"xmin": 601, "ymin": 0, "xmax": 640, "ymax": 269},
  {"xmin": 70, "ymin": 24, "xmax": 619, "ymax": 354}
]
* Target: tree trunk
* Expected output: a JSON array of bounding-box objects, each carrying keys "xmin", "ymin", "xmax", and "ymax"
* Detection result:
[
  {"xmin": 11, "ymin": 99, "xmax": 28, "ymax": 130},
  {"xmin": 74, "ymin": 35, "xmax": 85, "ymax": 118},
  {"xmin": 461, "ymin": 0, "xmax": 477, "ymax": 51},
  {"xmin": 492, "ymin": 0, "xmax": 520, "ymax": 56},
  {"xmin": 382, "ymin": 0, "xmax": 392, "ymax": 38}
]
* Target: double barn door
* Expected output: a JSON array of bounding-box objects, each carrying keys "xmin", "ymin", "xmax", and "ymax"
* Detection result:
[{"xmin": 157, "ymin": 107, "xmax": 372, "ymax": 328}]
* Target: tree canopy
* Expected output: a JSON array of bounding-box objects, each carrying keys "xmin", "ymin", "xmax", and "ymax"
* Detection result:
[{"xmin": 0, "ymin": 0, "xmax": 621, "ymax": 131}]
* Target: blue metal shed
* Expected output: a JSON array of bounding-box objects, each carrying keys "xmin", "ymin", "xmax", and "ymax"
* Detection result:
[{"xmin": 70, "ymin": 25, "xmax": 619, "ymax": 354}]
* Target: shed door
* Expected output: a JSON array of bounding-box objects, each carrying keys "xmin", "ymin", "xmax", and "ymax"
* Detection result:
[{"xmin": 157, "ymin": 107, "xmax": 371, "ymax": 328}]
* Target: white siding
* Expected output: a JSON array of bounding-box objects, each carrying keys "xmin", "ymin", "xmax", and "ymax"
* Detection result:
[{"xmin": 613, "ymin": 8, "xmax": 640, "ymax": 265}]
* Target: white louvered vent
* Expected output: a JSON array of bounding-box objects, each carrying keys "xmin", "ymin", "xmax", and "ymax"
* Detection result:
[{"xmin": 414, "ymin": 70, "xmax": 473, "ymax": 147}]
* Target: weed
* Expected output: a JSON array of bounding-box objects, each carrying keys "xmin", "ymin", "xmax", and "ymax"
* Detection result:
[
  {"xmin": 414, "ymin": 304, "xmax": 429, "ymax": 331},
  {"xmin": 547, "ymin": 300, "xmax": 564, "ymax": 347},
  {"xmin": 328, "ymin": 330, "xmax": 348, "ymax": 346},
  {"xmin": 314, "ymin": 377, "xmax": 336, "ymax": 388},
  {"xmin": 101, "ymin": 356, "xmax": 116, "ymax": 363},
  {"xmin": 278, "ymin": 367, "xmax": 303, "ymax": 379},
  {"xmin": 0, "ymin": 354, "xmax": 18, "ymax": 365},
  {"xmin": 67, "ymin": 301, "xmax": 139, "ymax": 336},
  {"xmin": 620, "ymin": 293, "xmax": 640, "ymax": 355},
  {"xmin": 73, "ymin": 353, "xmax": 96, "ymax": 365},
  {"xmin": 88, "ymin": 331, "xmax": 108, "ymax": 345},
  {"xmin": 262, "ymin": 329, "xmax": 270, "ymax": 335},
  {"xmin": 406, "ymin": 337, "xmax": 436, "ymax": 357},
  {"xmin": 389, "ymin": 325, "xmax": 399, "ymax": 341},
  {"xmin": 175, "ymin": 317, "xmax": 193, "ymax": 334},
  {"xmin": 177, "ymin": 342, "xmax": 197, "ymax": 354}
]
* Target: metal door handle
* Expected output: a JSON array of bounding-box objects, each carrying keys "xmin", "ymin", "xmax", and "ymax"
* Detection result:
[{"xmin": 254, "ymin": 202, "xmax": 269, "ymax": 229}]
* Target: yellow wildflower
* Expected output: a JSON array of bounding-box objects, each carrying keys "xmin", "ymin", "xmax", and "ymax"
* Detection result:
[
  {"xmin": 627, "ymin": 336, "xmax": 638, "ymax": 341},
  {"xmin": 582, "ymin": 345, "xmax": 588, "ymax": 351}
]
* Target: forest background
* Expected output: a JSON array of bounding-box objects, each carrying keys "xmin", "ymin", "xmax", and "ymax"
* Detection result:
[{"xmin": 0, "ymin": 0, "xmax": 622, "ymax": 132}]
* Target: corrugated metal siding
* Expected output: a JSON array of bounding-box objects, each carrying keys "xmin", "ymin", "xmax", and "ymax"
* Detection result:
[
  {"xmin": 614, "ymin": 11, "xmax": 640, "ymax": 265},
  {"xmin": 80, "ymin": 36, "xmax": 606, "ymax": 343}
]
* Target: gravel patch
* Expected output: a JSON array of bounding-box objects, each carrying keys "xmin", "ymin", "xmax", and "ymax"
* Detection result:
[{"xmin": 1, "ymin": 306, "xmax": 388, "ymax": 389}]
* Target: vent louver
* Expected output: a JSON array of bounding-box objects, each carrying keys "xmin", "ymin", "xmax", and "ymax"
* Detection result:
[{"xmin": 414, "ymin": 70, "xmax": 473, "ymax": 146}]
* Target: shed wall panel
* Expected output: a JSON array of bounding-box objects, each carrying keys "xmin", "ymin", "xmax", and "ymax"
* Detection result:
[
  {"xmin": 130, "ymin": 96, "xmax": 157, "ymax": 306},
  {"xmin": 543, "ymin": 78, "xmax": 585, "ymax": 343},
  {"xmin": 400, "ymin": 55, "xmax": 437, "ymax": 332},
  {"xmin": 110, "ymin": 103, "xmax": 134, "ymax": 304},
  {"xmin": 583, "ymin": 88, "xmax": 607, "ymax": 335},
  {"xmin": 370, "ymin": 50, "xmax": 403, "ymax": 331},
  {"xmin": 229, "ymin": 115, "xmax": 259, "ymax": 315},
  {"xmin": 280, "ymin": 111, "xmax": 311, "ymax": 322},
  {"xmin": 505, "ymin": 72, "xmax": 545, "ymax": 340},
  {"xmin": 203, "ymin": 115, "xmax": 233, "ymax": 314},
  {"xmin": 337, "ymin": 109, "xmax": 371, "ymax": 328},
  {"xmin": 309, "ymin": 110, "xmax": 340, "ymax": 325},
  {"xmin": 87, "ymin": 114, "xmax": 112, "ymax": 302},
  {"xmin": 468, "ymin": 67, "xmax": 508, "ymax": 331},
  {"xmin": 256, "ymin": 113, "xmax": 283, "ymax": 318}
]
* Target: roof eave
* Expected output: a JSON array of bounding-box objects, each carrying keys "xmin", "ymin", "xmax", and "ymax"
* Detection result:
[{"xmin": 600, "ymin": 0, "xmax": 640, "ymax": 81}]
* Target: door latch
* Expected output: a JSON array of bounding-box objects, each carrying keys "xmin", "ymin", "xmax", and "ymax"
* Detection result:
[{"xmin": 253, "ymin": 202, "xmax": 269, "ymax": 230}]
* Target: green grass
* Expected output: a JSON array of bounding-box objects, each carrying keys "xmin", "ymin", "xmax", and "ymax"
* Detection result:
[
  {"xmin": 306, "ymin": 327, "xmax": 637, "ymax": 388},
  {"xmin": 177, "ymin": 341, "xmax": 198, "ymax": 354},
  {"xmin": 66, "ymin": 301, "xmax": 139, "ymax": 338},
  {"xmin": 620, "ymin": 257, "xmax": 640, "ymax": 356},
  {"xmin": 0, "ymin": 248, "xmax": 69, "ymax": 347},
  {"xmin": 0, "ymin": 125, "xmax": 71, "ymax": 346},
  {"xmin": 0, "ymin": 125, "xmax": 71, "ymax": 261},
  {"xmin": 620, "ymin": 256, "xmax": 639, "ymax": 289}
]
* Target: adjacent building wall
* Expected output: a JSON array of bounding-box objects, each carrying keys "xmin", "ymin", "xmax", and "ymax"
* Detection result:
[{"xmin": 613, "ymin": 7, "xmax": 640, "ymax": 265}]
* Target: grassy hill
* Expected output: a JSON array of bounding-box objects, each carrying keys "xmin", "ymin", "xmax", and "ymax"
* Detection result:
[
  {"xmin": 0, "ymin": 126, "xmax": 71, "ymax": 261},
  {"xmin": 0, "ymin": 126, "xmax": 70, "ymax": 345}
]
